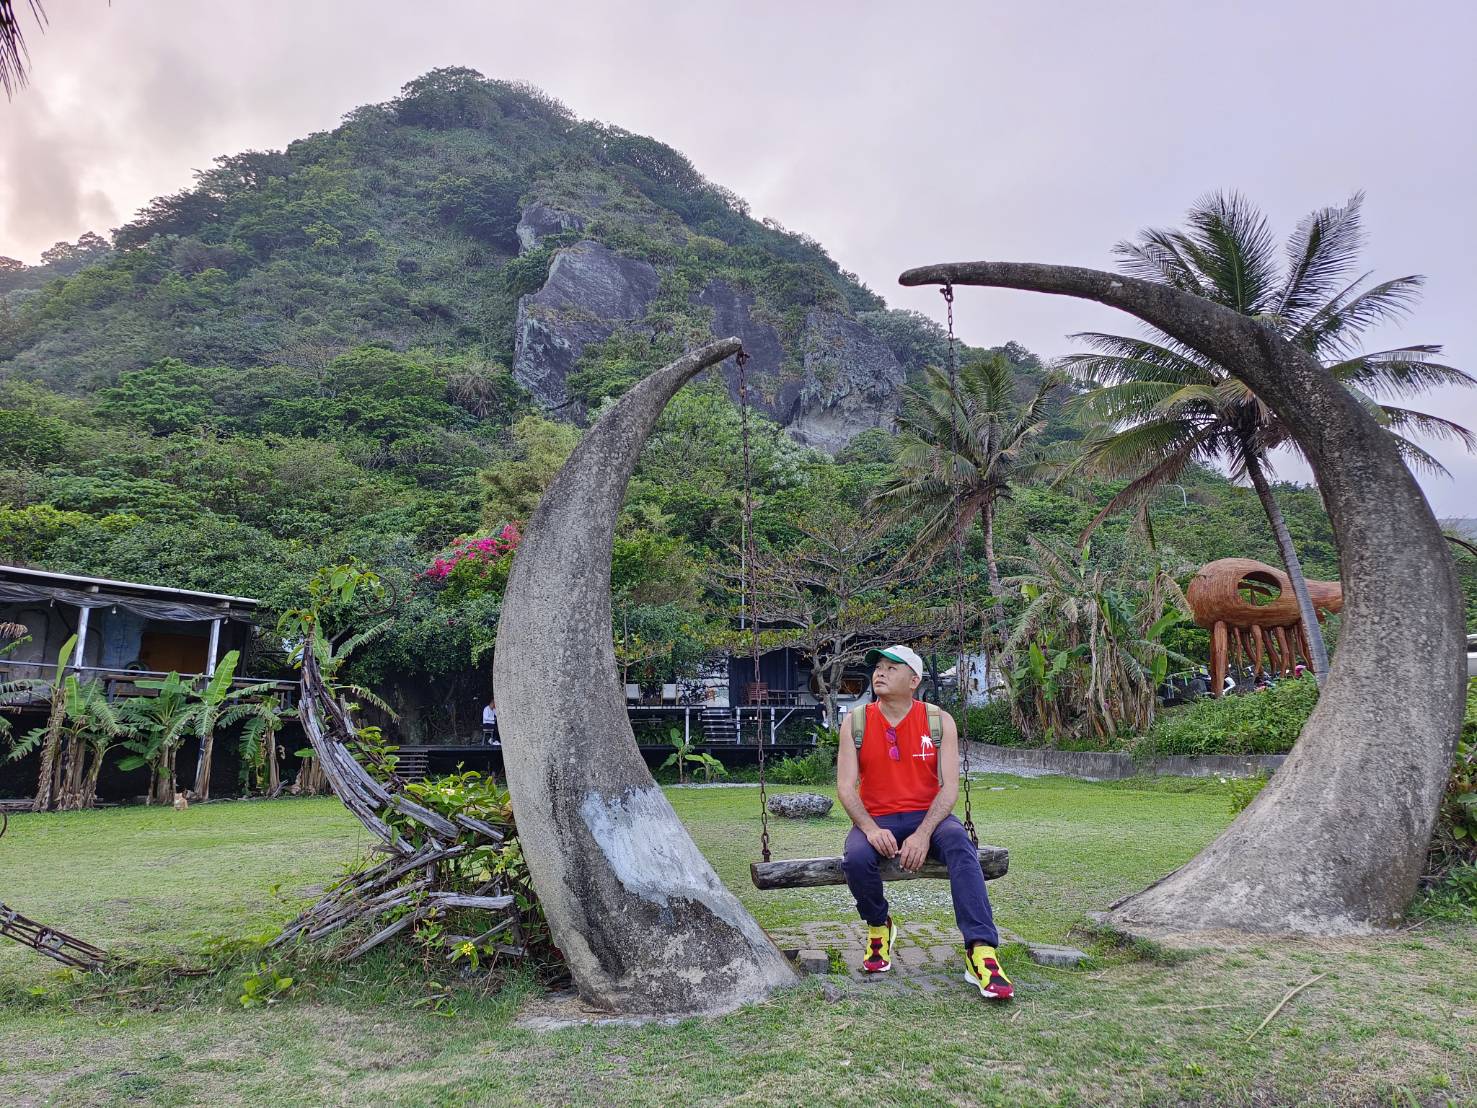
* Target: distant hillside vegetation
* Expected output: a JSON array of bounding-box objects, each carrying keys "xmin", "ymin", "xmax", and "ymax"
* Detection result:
[{"xmin": 1, "ymin": 66, "xmax": 1022, "ymax": 451}]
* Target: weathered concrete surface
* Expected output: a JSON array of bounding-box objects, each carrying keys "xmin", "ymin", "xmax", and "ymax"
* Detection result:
[
  {"xmin": 964, "ymin": 741, "xmax": 1286, "ymax": 781},
  {"xmin": 792, "ymin": 949, "xmax": 832, "ymax": 975},
  {"xmin": 1026, "ymin": 944, "xmax": 1089, "ymax": 968},
  {"xmin": 512, "ymin": 240, "xmax": 659, "ymax": 410},
  {"xmin": 902, "ymin": 260, "xmax": 1465, "ymax": 937},
  {"xmin": 494, "ymin": 338, "xmax": 798, "ymax": 1015}
]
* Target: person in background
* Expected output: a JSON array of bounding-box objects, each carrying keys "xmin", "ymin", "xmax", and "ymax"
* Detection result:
[{"xmin": 482, "ymin": 696, "xmax": 499, "ymax": 747}]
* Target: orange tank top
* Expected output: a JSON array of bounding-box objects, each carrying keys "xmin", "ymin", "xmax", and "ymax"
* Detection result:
[{"xmin": 856, "ymin": 700, "xmax": 940, "ymax": 817}]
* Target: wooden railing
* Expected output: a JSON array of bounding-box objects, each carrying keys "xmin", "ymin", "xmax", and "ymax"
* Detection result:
[
  {"xmin": 627, "ymin": 703, "xmax": 822, "ymax": 747},
  {"xmin": 0, "ymin": 660, "xmax": 294, "ymax": 704}
]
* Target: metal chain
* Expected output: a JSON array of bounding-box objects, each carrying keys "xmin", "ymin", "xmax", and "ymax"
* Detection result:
[
  {"xmin": 942, "ymin": 282, "xmax": 977, "ymax": 846},
  {"xmin": 737, "ymin": 349, "xmax": 771, "ymax": 862}
]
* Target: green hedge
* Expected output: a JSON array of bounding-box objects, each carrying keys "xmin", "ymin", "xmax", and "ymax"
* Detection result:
[{"xmin": 1130, "ymin": 678, "xmax": 1320, "ymax": 758}]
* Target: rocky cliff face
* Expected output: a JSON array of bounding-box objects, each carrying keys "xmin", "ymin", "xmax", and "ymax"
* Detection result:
[
  {"xmin": 690, "ymin": 280, "xmax": 905, "ymax": 452},
  {"xmin": 791, "ymin": 309, "xmax": 907, "ymax": 453},
  {"xmin": 511, "ymin": 228, "xmax": 906, "ymax": 450},
  {"xmin": 512, "ymin": 240, "xmax": 660, "ymax": 410},
  {"xmin": 691, "ymin": 279, "xmax": 800, "ymax": 423},
  {"xmin": 515, "ymin": 203, "xmax": 587, "ymax": 252}
]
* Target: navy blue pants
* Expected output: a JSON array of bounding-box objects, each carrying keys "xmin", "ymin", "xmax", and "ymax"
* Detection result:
[{"xmin": 842, "ymin": 811, "xmax": 999, "ymax": 947}]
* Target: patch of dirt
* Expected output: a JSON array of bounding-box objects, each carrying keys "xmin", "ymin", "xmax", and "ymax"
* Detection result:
[
  {"xmin": 514, "ymin": 988, "xmax": 695, "ymax": 1030},
  {"xmin": 1088, "ymin": 914, "xmax": 1417, "ymax": 953},
  {"xmin": 0, "ymin": 1026, "xmax": 125, "ymax": 1108}
]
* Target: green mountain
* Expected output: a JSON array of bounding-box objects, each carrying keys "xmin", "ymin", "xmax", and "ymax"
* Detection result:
[{"xmin": 1, "ymin": 67, "xmax": 982, "ymax": 451}]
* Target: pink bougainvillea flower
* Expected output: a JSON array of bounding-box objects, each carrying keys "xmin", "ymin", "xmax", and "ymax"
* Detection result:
[{"xmin": 421, "ymin": 522, "xmax": 523, "ymax": 577}]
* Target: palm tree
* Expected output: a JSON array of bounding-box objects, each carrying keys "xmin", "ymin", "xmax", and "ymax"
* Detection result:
[
  {"xmin": 873, "ymin": 352, "xmax": 1061, "ymax": 673},
  {"xmin": 1066, "ymin": 191, "xmax": 1475, "ymax": 683},
  {"xmin": 1002, "ymin": 536, "xmax": 1189, "ymax": 744},
  {"xmin": 1, "ymin": 0, "xmax": 44, "ymax": 97}
]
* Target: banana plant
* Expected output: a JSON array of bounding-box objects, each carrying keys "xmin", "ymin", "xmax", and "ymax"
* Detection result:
[
  {"xmin": 657, "ymin": 725, "xmax": 726, "ymax": 784},
  {"xmin": 4, "ymin": 635, "xmax": 77, "ymax": 811},
  {"xmin": 1004, "ymin": 537, "xmax": 1191, "ymax": 744},
  {"xmin": 186, "ymin": 651, "xmax": 242, "ymax": 802},
  {"xmin": 222, "ymin": 692, "xmax": 296, "ymax": 797},
  {"xmin": 1009, "ymin": 638, "xmax": 1089, "ymax": 741},
  {"xmin": 117, "ymin": 671, "xmax": 196, "ymax": 805},
  {"xmin": 15, "ymin": 664, "xmax": 124, "ymax": 811},
  {"xmin": 0, "ymin": 625, "xmax": 35, "ymax": 744}
]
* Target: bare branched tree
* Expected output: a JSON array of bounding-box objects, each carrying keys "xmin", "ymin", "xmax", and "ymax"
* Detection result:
[{"xmin": 715, "ymin": 512, "xmax": 956, "ymax": 722}]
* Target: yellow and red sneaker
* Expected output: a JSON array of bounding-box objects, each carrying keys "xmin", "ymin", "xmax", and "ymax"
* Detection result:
[
  {"xmin": 964, "ymin": 943, "xmax": 1013, "ymax": 1000},
  {"xmin": 861, "ymin": 917, "xmax": 897, "ymax": 973}
]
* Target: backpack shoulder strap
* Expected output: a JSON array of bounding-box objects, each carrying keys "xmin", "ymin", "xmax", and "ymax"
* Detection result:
[
  {"xmin": 924, "ymin": 702, "xmax": 944, "ymax": 786},
  {"xmin": 851, "ymin": 703, "xmax": 868, "ymax": 749}
]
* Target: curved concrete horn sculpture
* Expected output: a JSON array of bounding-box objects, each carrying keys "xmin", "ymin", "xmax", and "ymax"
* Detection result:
[
  {"xmin": 493, "ymin": 338, "xmax": 797, "ymax": 1015},
  {"xmin": 900, "ymin": 261, "xmax": 1464, "ymax": 937}
]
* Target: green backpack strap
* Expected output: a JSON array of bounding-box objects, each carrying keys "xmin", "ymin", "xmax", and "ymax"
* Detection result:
[
  {"xmin": 851, "ymin": 703, "xmax": 867, "ymax": 749},
  {"xmin": 924, "ymin": 702, "xmax": 943, "ymax": 787}
]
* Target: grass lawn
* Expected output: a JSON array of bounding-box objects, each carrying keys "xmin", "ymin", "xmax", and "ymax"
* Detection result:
[{"xmin": 2, "ymin": 777, "xmax": 1473, "ymax": 1106}]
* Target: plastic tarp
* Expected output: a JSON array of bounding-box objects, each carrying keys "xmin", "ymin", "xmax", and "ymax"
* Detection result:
[{"xmin": 0, "ymin": 581, "xmax": 254, "ymax": 624}]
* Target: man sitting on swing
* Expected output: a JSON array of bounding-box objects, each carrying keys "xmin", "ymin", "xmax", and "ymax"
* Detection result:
[{"xmin": 837, "ymin": 645, "xmax": 1012, "ymax": 999}]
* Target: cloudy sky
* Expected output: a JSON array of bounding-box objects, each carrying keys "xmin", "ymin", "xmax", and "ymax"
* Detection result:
[{"xmin": 2, "ymin": 1, "xmax": 1473, "ymax": 515}]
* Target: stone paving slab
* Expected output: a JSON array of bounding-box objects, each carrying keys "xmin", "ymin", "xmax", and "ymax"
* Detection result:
[{"xmin": 769, "ymin": 919, "xmax": 1027, "ymax": 993}]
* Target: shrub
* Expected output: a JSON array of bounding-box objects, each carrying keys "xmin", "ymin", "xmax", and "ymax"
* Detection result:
[
  {"xmin": 949, "ymin": 699, "xmax": 1028, "ymax": 747},
  {"xmin": 1426, "ymin": 679, "xmax": 1477, "ymax": 876},
  {"xmin": 1131, "ymin": 678, "xmax": 1319, "ymax": 758},
  {"xmin": 1412, "ymin": 862, "xmax": 1477, "ymax": 923},
  {"xmin": 387, "ymin": 769, "xmax": 556, "ymax": 963},
  {"xmin": 765, "ymin": 728, "xmax": 838, "ymax": 786},
  {"xmin": 1226, "ymin": 771, "xmax": 1269, "ymax": 814}
]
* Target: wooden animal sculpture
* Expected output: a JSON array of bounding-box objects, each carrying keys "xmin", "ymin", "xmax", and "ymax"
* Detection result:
[{"xmin": 1186, "ymin": 558, "xmax": 1342, "ymax": 695}]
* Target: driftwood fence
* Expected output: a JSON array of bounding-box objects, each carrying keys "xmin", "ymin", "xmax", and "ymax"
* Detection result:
[{"xmin": 269, "ymin": 648, "xmax": 526, "ymax": 960}]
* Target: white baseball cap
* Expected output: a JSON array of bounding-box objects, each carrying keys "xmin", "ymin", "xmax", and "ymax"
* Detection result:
[{"xmin": 864, "ymin": 644, "xmax": 924, "ymax": 679}]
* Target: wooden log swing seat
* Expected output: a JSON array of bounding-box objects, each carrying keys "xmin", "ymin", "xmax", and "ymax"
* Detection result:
[{"xmin": 750, "ymin": 844, "xmax": 1009, "ymax": 890}]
